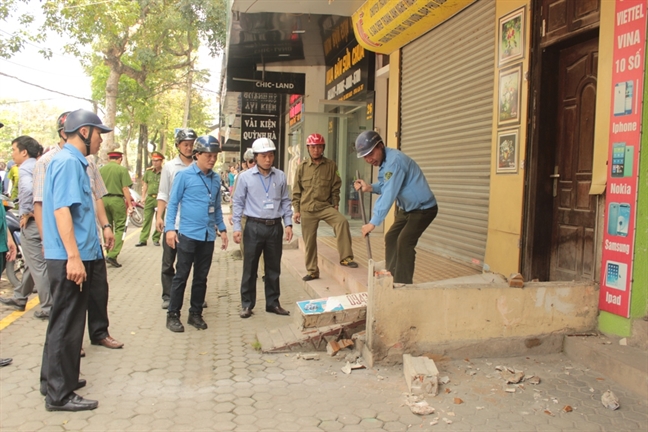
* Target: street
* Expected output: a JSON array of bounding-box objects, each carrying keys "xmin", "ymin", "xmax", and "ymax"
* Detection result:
[{"xmin": 0, "ymin": 226, "xmax": 646, "ymax": 431}]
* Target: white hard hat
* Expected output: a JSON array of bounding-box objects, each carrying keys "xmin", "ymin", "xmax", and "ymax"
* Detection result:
[
  {"xmin": 252, "ymin": 138, "xmax": 276, "ymax": 154},
  {"xmin": 243, "ymin": 148, "xmax": 254, "ymax": 160}
]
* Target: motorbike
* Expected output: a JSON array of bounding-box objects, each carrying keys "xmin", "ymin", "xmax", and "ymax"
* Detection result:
[
  {"xmin": 128, "ymin": 188, "xmax": 145, "ymax": 228},
  {"xmin": 221, "ymin": 182, "xmax": 231, "ymax": 203},
  {"xmin": 2, "ymin": 196, "xmax": 25, "ymax": 288}
]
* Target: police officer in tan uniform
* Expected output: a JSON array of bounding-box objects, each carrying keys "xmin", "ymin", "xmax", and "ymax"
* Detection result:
[{"xmin": 292, "ymin": 133, "xmax": 357, "ymax": 281}]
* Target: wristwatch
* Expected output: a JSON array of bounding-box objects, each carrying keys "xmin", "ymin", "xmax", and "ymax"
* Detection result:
[{"xmin": 102, "ymin": 224, "xmax": 112, "ymax": 229}]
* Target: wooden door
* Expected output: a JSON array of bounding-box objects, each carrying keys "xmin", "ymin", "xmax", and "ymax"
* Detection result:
[{"xmin": 549, "ymin": 37, "xmax": 598, "ymax": 281}]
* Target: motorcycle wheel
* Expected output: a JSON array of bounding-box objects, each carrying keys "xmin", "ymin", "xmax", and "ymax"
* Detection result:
[
  {"xmin": 222, "ymin": 194, "xmax": 231, "ymax": 203},
  {"xmin": 6, "ymin": 255, "xmax": 25, "ymax": 288},
  {"xmin": 129, "ymin": 207, "xmax": 144, "ymax": 228}
]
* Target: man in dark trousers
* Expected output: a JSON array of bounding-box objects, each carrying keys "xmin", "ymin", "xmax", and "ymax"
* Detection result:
[
  {"xmin": 354, "ymin": 130, "xmax": 438, "ymax": 285},
  {"xmin": 165, "ymin": 136, "xmax": 228, "ymax": 332},
  {"xmin": 40, "ymin": 109, "xmax": 112, "ymax": 412},
  {"xmin": 232, "ymin": 138, "xmax": 293, "ymax": 319},
  {"xmin": 136, "ymin": 151, "xmax": 164, "ymax": 247},
  {"xmin": 156, "ymin": 128, "xmax": 197, "ymax": 309},
  {"xmin": 100, "ymin": 151, "xmax": 132, "ymax": 268}
]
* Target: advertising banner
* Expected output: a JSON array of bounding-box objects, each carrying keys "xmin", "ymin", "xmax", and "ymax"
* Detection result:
[
  {"xmin": 352, "ymin": 0, "xmax": 475, "ymax": 54},
  {"xmin": 599, "ymin": 0, "xmax": 647, "ymax": 317}
]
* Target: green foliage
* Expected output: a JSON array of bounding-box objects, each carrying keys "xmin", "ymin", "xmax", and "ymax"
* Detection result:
[
  {"xmin": 0, "ymin": 0, "xmax": 49, "ymax": 58},
  {"xmin": 0, "ymin": 101, "xmax": 62, "ymax": 160}
]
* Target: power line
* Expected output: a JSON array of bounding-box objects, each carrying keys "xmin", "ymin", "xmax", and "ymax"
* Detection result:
[
  {"xmin": 0, "ymin": 58, "xmax": 84, "ymax": 78},
  {"xmin": 0, "ymin": 71, "xmax": 95, "ymax": 104}
]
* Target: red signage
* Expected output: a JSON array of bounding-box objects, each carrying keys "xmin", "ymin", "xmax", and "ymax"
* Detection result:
[{"xmin": 599, "ymin": 0, "xmax": 647, "ymax": 317}]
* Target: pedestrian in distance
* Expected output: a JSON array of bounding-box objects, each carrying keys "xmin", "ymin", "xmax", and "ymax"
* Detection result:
[
  {"xmin": 292, "ymin": 133, "xmax": 357, "ymax": 281},
  {"xmin": 0, "ymin": 136, "xmax": 53, "ymax": 319},
  {"xmin": 354, "ymin": 130, "xmax": 438, "ymax": 285},
  {"xmin": 39, "ymin": 109, "xmax": 113, "ymax": 412},
  {"xmin": 165, "ymin": 135, "xmax": 228, "ymax": 332},
  {"xmin": 156, "ymin": 128, "xmax": 197, "ymax": 310},
  {"xmin": 135, "ymin": 151, "xmax": 164, "ymax": 247},
  {"xmin": 34, "ymin": 112, "xmax": 123, "ymax": 356},
  {"xmin": 99, "ymin": 151, "xmax": 133, "ymax": 268},
  {"xmin": 232, "ymin": 137, "xmax": 293, "ymax": 319}
]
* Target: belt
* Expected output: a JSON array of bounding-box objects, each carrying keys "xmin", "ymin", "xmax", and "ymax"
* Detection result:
[
  {"xmin": 105, "ymin": 194, "xmax": 123, "ymax": 198},
  {"xmin": 246, "ymin": 217, "xmax": 282, "ymax": 226},
  {"xmin": 400, "ymin": 204, "xmax": 438, "ymax": 215},
  {"xmin": 148, "ymin": 194, "xmax": 157, "ymax": 198}
]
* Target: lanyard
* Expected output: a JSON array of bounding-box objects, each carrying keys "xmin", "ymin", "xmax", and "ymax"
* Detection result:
[
  {"xmin": 198, "ymin": 171, "xmax": 213, "ymax": 199},
  {"xmin": 257, "ymin": 172, "xmax": 271, "ymax": 198}
]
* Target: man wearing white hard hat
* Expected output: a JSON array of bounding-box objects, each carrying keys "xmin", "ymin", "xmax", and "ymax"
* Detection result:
[{"xmin": 232, "ymin": 138, "xmax": 293, "ymax": 319}]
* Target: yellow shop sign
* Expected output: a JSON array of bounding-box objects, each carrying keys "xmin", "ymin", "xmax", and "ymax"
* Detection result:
[{"xmin": 352, "ymin": 0, "xmax": 476, "ymax": 54}]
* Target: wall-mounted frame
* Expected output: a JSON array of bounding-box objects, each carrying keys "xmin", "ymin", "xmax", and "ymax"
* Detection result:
[
  {"xmin": 498, "ymin": 6, "xmax": 526, "ymax": 66},
  {"xmin": 496, "ymin": 128, "xmax": 519, "ymax": 174},
  {"xmin": 498, "ymin": 63, "xmax": 523, "ymax": 127}
]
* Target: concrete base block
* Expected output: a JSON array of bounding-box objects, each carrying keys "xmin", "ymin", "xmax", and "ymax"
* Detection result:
[{"xmin": 403, "ymin": 354, "xmax": 439, "ymax": 396}]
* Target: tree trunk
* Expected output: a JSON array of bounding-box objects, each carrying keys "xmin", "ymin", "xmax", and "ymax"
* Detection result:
[
  {"xmin": 137, "ymin": 123, "xmax": 148, "ymax": 185},
  {"xmin": 102, "ymin": 67, "xmax": 121, "ymax": 161}
]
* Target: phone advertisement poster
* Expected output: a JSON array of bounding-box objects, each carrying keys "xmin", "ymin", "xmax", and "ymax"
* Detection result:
[{"xmin": 600, "ymin": 0, "xmax": 646, "ymax": 317}]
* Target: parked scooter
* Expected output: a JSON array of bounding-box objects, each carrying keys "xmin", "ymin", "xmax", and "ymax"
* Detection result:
[
  {"xmin": 221, "ymin": 182, "xmax": 231, "ymax": 203},
  {"xmin": 2, "ymin": 196, "xmax": 24, "ymax": 288},
  {"xmin": 128, "ymin": 188, "xmax": 145, "ymax": 227}
]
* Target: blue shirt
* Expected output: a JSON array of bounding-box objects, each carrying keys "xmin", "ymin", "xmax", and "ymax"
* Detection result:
[
  {"xmin": 165, "ymin": 163, "xmax": 226, "ymax": 241},
  {"xmin": 43, "ymin": 144, "xmax": 103, "ymax": 261},
  {"xmin": 370, "ymin": 147, "xmax": 437, "ymax": 226},
  {"xmin": 231, "ymin": 166, "xmax": 293, "ymax": 232}
]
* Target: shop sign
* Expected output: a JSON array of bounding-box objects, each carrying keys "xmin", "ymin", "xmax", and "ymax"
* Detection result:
[
  {"xmin": 325, "ymin": 33, "xmax": 373, "ymax": 101},
  {"xmin": 289, "ymin": 95, "xmax": 303, "ymax": 127},
  {"xmin": 241, "ymin": 92, "xmax": 279, "ymax": 115},
  {"xmin": 227, "ymin": 70, "xmax": 305, "ymax": 95},
  {"xmin": 241, "ymin": 115, "xmax": 279, "ymax": 149},
  {"xmin": 599, "ymin": 0, "xmax": 646, "ymax": 318},
  {"xmin": 352, "ymin": 0, "xmax": 475, "ymax": 54}
]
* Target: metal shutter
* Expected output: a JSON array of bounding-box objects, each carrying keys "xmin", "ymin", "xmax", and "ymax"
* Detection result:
[{"xmin": 400, "ymin": 0, "xmax": 495, "ymax": 265}]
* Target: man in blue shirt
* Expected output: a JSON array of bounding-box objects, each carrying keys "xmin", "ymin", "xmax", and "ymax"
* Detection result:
[
  {"xmin": 164, "ymin": 136, "xmax": 228, "ymax": 332},
  {"xmin": 232, "ymin": 138, "xmax": 293, "ymax": 319},
  {"xmin": 40, "ymin": 109, "xmax": 112, "ymax": 412},
  {"xmin": 354, "ymin": 131, "xmax": 438, "ymax": 284}
]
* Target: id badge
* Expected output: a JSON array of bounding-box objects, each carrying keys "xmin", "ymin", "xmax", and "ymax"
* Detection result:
[
  {"xmin": 263, "ymin": 199, "xmax": 274, "ymax": 210},
  {"xmin": 208, "ymin": 206, "xmax": 215, "ymax": 214}
]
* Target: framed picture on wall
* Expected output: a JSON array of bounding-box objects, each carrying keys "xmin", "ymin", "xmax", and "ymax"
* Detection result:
[
  {"xmin": 498, "ymin": 64, "xmax": 523, "ymax": 127},
  {"xmin": 496, "ymin": 128, "xmax": 519, "ymax": 174},
  {"xmin": 498, "ymin": 6, "xmax": 526, "ymax": 66}
]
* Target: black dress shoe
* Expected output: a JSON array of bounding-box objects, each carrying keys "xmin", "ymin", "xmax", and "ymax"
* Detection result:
[
  {"xmin": 0, "ymin": 297, "xmax": 26, "ymax": 311},
  {"xmin": 105, "ymin": 257, "xmax": 122, "ymax": 268},
  {"xmin": 45, "ymin": 393, "xmax": 98, "ymax": 412},
  {"xmin": 266, "ymin": 305, "xmax": 290, "ymax": 316},
  {"xmin": 0, "ymin": 358, "xmax": 12, "ymax": 367},
  {"xmin": 188, "ymin": 313, "xmax": 207, "ymax": 329},
  {"xmin": 40, "ymin": 379, "xmax": 87, "ymax": 396},
  {"xmin": 302, "ymin": 274, "xmax": 319, "ymax": 281},
  {"xmin": 240, "ymin": 308, "xmax": 253, "ymax": 319},
  {"xmin": 135, "ymin": 242, "xmax": 147, "ymax": 247}
]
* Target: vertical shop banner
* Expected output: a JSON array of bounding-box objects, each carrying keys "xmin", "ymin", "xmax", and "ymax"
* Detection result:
[
  {"xmin": 240, "ymin": 92, "xmax": 280, "ymax": 150},
  {"xmin": 600, "ymin": 0, "xmax": 647, "ymax": 317}
]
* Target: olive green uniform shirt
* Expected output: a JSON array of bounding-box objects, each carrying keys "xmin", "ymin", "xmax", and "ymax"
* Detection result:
[
  {"xmin": 142, "ymin": 169, "xmax": 161, "ymax": 197},
  {"xmin": 292, "ymin": 157, "xmax": 341, "ymax": 212},
  {"xmin": 100, "ymin": 161, "xmax": 132, "ymax": 195}
]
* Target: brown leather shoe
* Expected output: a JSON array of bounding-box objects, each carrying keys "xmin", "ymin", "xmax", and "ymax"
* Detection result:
[
  {"xmin": 240, "ymin": 308, "xmax": 253, "ymax": 319},
  {"xmin": 266, "ymin": 305, "xmax": 290, "ymax": 316},
  {"xmin": 91, "ymin": 336, "xmax": 124, "ymax": 349}
]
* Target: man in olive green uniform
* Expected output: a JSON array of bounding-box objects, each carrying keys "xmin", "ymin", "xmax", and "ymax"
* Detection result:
[
  {"xmin": 136, "ymin": 151, "xmax": 164, "ymax": 247},
  {"xmin": 292, "ymin": 133, "xmax": 357, "ymax": 281},
  {"xmin": 100, "ymin": 151, "xmax": 133, "ymax": 267}
]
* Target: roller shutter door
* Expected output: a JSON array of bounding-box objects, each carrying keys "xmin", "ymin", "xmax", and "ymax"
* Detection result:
[{"xmin": 400, "ymin": 0, "xmax": 495, "ymax": 265}]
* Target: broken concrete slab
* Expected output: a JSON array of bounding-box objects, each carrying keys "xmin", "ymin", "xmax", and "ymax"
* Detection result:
[
  {"xmin": 296, "ymin": 293, "xmax": 368, "ymax": 329},
  {"xmin": 257, "ymin": 321, "xmax": 365, "ymax": 353},
  {"xmin": 403, "ymin": 354, "xmax": 439, "ymax": 396}
]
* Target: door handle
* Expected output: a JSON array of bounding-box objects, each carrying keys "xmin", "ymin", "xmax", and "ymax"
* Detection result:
[{"xmin": 550, "ymin": 167, "xmax": 560, "ymax": 197}]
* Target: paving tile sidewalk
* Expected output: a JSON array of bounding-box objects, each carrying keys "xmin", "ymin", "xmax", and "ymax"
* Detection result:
[{"xmin": 0, "ymin": 228, "xmax": 646, "ymax": 431}]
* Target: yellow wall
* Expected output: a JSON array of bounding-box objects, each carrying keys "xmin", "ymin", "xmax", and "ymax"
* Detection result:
[
  {"xmin": 483, "ymin": 0, "xmax": 531, "ymax": 275},
  {"xmin": 382, "ymin": 50, "xmax": 401, "ymax": 232}
]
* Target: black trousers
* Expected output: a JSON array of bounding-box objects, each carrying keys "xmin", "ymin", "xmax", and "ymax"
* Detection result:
[
  {"xmin": 87, "ymin": 258, "xmax": 110, "ymax": 342},
  {"xmin": 240, "ymin": 220, "xmax": 283, "ymax": 310},
  {"xmin": 168, "ymin": 234, "xmax": 214, "ymax": 315},
  {"xmin": 161, "ymin": 237, "xmax": 177, "ymax": 301},
  {"xmin": 385, "ymin": 205, "xmax": 438, "ymax": 284},
  {"xmin": 40, "ymin": 259, "xmax": 100, "ymax": 406}
]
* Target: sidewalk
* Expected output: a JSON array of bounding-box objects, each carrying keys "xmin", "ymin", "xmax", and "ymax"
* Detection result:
[{"xmin": 0, "ymin": 226, "xmax": 646, "ymax": 431}]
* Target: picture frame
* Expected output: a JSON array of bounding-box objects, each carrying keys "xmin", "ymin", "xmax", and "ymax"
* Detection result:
[
  {"xmin": 496, "ymin": 128, "xmax": 519, "ymax": 174},
  {"xmin": 498, "ymin": 64, "xmax": 523, "ymax": 127},
  {"xmin": 498, "ymin": 6, "xmax": 526, "ymax": 66}
]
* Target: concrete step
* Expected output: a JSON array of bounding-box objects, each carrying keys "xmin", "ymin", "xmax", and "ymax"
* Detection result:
[{"xmin": 564, "ymin": 334, "xmax": 648, "ymax": 399}]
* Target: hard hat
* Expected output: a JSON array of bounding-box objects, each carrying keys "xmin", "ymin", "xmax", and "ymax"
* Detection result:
[
  {"xmin": 355, "ymin": 130, "xmax": 383, "ymax": 158},
  {"xmin": 175, "ymin": 128, "xmax": 197, "ymax": 146},
  {"xmin": 243, "ymin": 148, "xmax": 254, "ymax": 161},
  {"xmin": 63, "ymin": 109, "xmax": 112, "ymax": 134},
  {"xmin": 57, "ymin": 111, "xmax": 71, "ymax": 132},
  {"xmin": 251, "ymin": 137, "xmax": 276, "ymax": 154},
  {"xmin": 193, "ymin": 135, "xmax": 220, "ymax": 154},
  {"xmin": 306, "ymin": 133, "xmax": 325, "ymax": 146}
]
